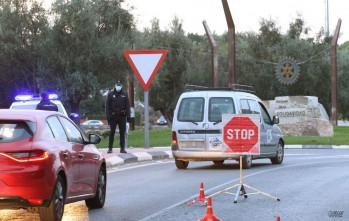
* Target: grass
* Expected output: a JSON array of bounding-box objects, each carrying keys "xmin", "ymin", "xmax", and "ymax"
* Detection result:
[
  {"xmin": 284, "ymin": 126, "xmax": 349, "ymax": 145},
  {"xmin": 96, "ymin": 126, "xmax": 349, "ymax": 148},
  {"xmin": 96, "ymin": 128, "xmax": 172, "ymax": 148}
]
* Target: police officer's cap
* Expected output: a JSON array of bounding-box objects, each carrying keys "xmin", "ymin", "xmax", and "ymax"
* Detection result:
[{"xmin": 115, "ymin": 80, "xmax": 122, "ymax": 85}]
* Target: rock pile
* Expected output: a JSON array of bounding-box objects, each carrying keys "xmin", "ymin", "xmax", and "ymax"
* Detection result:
[{"xmin": 263, "ymin": 96, "xmax": 333, "ymax": 137}]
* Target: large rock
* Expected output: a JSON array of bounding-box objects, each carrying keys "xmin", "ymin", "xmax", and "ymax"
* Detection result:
[{"xmin": 263, "ymin": 96, "xmax": 333, "ymax": 137}]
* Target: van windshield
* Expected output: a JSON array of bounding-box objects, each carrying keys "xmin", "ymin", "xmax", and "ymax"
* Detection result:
[{"xmin": 177, "ymin": 97, "xmax": 204, "ymax": 122}]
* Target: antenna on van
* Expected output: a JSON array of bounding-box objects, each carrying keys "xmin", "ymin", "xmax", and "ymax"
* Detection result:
[{"xmin": 184, "ymin": 84, "xmax": 256, "ymax": 94}]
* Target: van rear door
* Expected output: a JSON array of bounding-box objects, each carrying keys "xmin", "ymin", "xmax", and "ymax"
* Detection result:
[
  {"xmin": 175, "ymin": 96, "xmax": 206, "ymax": 150},
  {"xmin": 206, "ymin": 97, "xmax": 236, "ymax": 151}
]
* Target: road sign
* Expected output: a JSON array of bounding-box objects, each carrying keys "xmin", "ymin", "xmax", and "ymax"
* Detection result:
[
  {"xmin": 123, "ymin": 50, "xmax": 168, "ymax": 91},
  {"xmin": 123, "ymin": 50, "xmax": 167, "ymax": 148},
  {"xmin": 222, "ymin": 114, "xmax": 260, "ymax": 155}
]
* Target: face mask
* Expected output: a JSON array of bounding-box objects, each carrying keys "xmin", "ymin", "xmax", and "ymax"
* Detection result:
[{"xmin": 115, "ymin": 85, "xmax": 122, "ymax": 91}]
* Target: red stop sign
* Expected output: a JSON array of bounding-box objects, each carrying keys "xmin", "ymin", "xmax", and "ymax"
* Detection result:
[{"xmin": 223, "ymin": 116, "xmax": 259, "ymax": 154}]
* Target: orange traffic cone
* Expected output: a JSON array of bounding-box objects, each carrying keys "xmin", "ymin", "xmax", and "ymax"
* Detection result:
[
  {"xmin": 276, "ymin": 216, "xmax": 280, "ymax": 221},
  {"xmin": 198, "ymin": 197, "xmax": 220, "ymax": 221},
  {"xmin": 187, "ymin": 182, "xmax": 207, "ymax": 206}
]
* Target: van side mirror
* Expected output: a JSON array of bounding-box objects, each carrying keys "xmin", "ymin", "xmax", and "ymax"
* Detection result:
[{"xmin": 272, "ymin": 116, "xmax": 279, "ymax": 124}]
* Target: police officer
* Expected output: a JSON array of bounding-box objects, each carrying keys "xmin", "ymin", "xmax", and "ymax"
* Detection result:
[
  {"xmin": 105, "ymin": 80, "xmax": 131, "ymax": 153},
  {"xmin": 36, "ymin": 92, "xmax": 58, "ymax": 112}
]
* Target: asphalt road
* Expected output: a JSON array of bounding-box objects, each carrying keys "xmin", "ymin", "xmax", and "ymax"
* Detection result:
[{"xmin": 1, "ymin": 149, "xmax": 349, "ymax": 221}]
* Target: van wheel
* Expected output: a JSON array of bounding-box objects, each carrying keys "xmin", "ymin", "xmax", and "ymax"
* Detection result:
[
  {"xmin": 241, "ymin": 155, "xmax": 252, "ymax": 169},
  {"xmin": 213, "ymin": 160, "xmax": 224, "ymax": 165},
  {"xmin": 39, "ymin": 175, "xmax": 65, "ymax": 221},
  {"xmin": 175, "ymin": 159, "xmax": 189, "ymax": 169},
  {"xmin": 85, "ymin": 166, "xmax": 106, "ymax": 209},
  {"xmin": 270, "ymin": 142, "xmax": 284, "ymax": 164}
]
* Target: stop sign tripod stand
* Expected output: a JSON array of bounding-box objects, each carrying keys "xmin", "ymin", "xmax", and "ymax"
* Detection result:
[
  {"xmin": 209, "ymin": 155, "xmax": 280, "ymax": 203},
  {"xmin": 210, "ymin": 114, "xmax": 280, "ymax": 203}
]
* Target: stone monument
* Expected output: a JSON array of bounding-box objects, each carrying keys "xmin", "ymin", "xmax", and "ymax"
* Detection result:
[{"xmin": 263, "ymin": 96, "xmax": 333, "ymax": 136}]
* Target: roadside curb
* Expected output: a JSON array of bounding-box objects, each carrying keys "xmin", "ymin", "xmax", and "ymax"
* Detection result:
[
  {"xmin": 105, "ymin": 150, "xmax": 173, "ymax": 168},
  {"xmin": 104, "ymin": 145, "xmax": 349, "ymax": 168}
]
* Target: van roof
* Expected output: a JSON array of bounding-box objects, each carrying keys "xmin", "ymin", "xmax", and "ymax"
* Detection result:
[
  {"xmin": 180, "ymin": 90, "xmax": 260, "ymax": 100},
  {"xmin": 185, "ymin": 84, "xmax": 256, "ymax": 94}
]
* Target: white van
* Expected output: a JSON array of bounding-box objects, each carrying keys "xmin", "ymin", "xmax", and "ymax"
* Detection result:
[{"xmin": 171, "ymin": 85, "xmax": 284, "ymax": 169}]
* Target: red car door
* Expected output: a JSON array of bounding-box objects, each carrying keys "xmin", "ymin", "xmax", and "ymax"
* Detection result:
[
  {"xmin": 46, "ymin": 116, "xmax": 81, "ymax": 196},
  {"xmin": 79, "ymin": 144, "xmax": 99, "ymax": 194},
  {"xmin": 59, "ymin": 117, "xmax": 97, "ymax": 195}
]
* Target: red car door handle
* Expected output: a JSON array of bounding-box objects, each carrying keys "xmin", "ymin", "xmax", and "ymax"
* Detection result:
[{"xmin": 62, "ymin": 152, "xmax": 69, "ymax": 158}]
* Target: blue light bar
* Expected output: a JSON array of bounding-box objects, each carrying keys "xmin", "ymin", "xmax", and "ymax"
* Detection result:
[
  {"xmin": 15, "ymin": 95, "xmax": 33, "ymax": 101},
  {"xmin": 15, "ymin": 93, "xmax": 59, "ymax": 101},
  {"xmin": 48, "ymin": 94, "xmax": 58, "ymax": 100}
]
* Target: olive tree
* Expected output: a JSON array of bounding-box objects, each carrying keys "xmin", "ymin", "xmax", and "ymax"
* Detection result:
[
  {"xmin": 42, "ymin": 0, "xmax": 134, "ymax": 118},
  {"xmin": 0, "ymin": 0, "xmax": 49, "ymax": 106}
]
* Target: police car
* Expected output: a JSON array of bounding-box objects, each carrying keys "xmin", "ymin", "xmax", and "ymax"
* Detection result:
[{"xmin": 9, "ymin": 94, "xmax": 69, "ymax": 117}]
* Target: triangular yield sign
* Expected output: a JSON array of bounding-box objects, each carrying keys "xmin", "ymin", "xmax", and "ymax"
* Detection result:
[{"xmin": 123, "ymin": 50, "xmax": 168, "ymax": 91}]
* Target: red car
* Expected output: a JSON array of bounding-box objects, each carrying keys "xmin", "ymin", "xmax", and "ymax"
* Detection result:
[{"xmin": 0, "ymin": 109, "xmax": 106, "ymax": 221}]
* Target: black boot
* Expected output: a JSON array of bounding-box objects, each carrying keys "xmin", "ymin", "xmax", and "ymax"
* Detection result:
[
  {"xmin": 120, "ymin": 148, "xmax": 127, "ymax": 154},
  {"xmin": 107, "ymin": 147, "xmax": 113, "ymax": 153}
]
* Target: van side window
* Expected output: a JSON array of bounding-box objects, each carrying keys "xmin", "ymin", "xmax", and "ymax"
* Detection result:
[
  {"xmin": 209, "ymin": 97, "xmax": 235, "ymax": 122},
  {"xmin": 248, "ymin": 100, "xmax": 260, "ymax": 114},
  {"xmin": 240, "ymin": 99, "xmax": 251, "ymax": 114},
  {"xmin": 240, "ymin": 99, "xmax": 260, "ymax": 114},
  {"xmin": 259, "ymin": 102, "xmax": 272, "ymax": 125},
  {"xmin": 177, "ymin": 97, "xmax": 204, "ymax": 122}
]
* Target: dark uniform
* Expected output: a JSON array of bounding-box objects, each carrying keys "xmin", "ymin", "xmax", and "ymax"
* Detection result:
[
  {"xmin": 36, "ymin": 93, "xmax": 58, "ymax": 112},
  {"xmin": 105, "ymin": 81, "xmax": 130, "ymax": 153}
]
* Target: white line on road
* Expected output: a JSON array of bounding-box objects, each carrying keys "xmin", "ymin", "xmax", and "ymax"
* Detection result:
[{"xmin": 107, "ymin": 160, "xmax": 173, "ymax": 174}]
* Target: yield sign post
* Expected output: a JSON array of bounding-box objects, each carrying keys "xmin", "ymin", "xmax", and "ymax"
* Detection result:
[{"xmin": 123, "ymin": 50, "xmax": 168, "ymax": 148}]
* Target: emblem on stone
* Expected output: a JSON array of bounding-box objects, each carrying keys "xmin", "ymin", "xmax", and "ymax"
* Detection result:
[{"xmin": 275, "ymin": 57, "xmax": 300, "ymax": 85}]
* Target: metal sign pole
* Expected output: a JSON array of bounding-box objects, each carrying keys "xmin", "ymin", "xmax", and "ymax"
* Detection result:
[
  {"xmin": 144, "ymin": 90, "xmax": 149, "ymax": 148},
  {"xmin": 239, "ymin": 156, "xmax": 243, "ymax": 184},
  {"xmin": 233, "ymin": 155, "xmax": 247, "ymax": 203}
]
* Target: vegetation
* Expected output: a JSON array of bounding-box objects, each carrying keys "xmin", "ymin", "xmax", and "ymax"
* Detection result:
[
  {"xmin": 95, "ymin": 126, "xmax": 349, "ymax": 149},
  {"xmin": 284, "ymin": 126, "xmax": 349, "ymax": 145},
  {"xmin": 96, "ymin": 128, "xmax": 172, "ymax": 148},
  {"xmin": 1, "ymin": 0, "xmax": 349, "ymax": 125}
]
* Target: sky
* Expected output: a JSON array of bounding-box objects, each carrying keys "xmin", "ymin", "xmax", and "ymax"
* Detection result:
[{"xmin": 121, "ymin": 0, "xmax": 349, "ymax": 44}]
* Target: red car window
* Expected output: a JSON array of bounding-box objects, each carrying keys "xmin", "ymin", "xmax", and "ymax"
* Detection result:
[
  {"xmin": 58, "ymin": 116, "xmax": 83, "ymax": 144},
  {"xmin": 0, "ymin": 120, "xmax": 34, "ymax": 143},
  {"xmin": 47, "ymin": 116, "xmax": 69, "ymax": 142}
]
